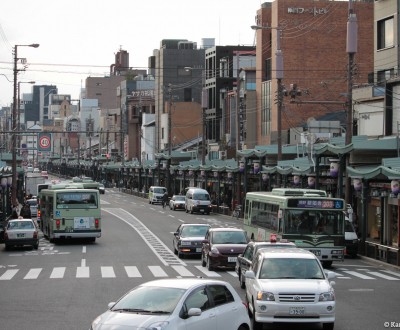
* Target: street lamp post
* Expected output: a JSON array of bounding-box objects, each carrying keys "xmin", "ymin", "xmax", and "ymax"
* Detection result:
[{"xmin": 12, "ymin": 43, "xmax": 39, "ymax": 207}]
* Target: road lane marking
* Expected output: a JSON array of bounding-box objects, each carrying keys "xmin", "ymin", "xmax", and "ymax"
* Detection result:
[
  {"xmin": 342, "ymin": 270, "xmax": 376, "ymax": 279},
  {"xmin": 125, "ymin": 266, "xmax": 141, "ymax": 277},
  {"xmin": 149, "ymin": 266, "xmax": 168, "ymax": 277},
  {"xmin": 195, "ymin": 265, "xmax": 221, "ymax": 277},
  {"xmin": 171, "ymin": 265, "xmax": 194, "ymax": 277},
  {"xmin": 101, "ymin": 266, "xmax": 116, "ymax": 278},
  {"xmin": 367, "ymin": 271, "xmax": 399, "ymax": 280},
  {"xmin": 0, "ymin": 269, "xmax": 19, "ymax": 280},
  {"xmin": 24, "ymin": 268, "xmax": 42, "ymax": 279},
  {"xmin": 50, "ymin": 267, "xmax": 66, "ymax": 279}
]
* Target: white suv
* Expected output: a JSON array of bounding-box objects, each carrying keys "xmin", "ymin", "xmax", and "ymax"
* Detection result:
[{"xmin": 245, "ymin": 248, "xmax": 336, "ymax": 330}]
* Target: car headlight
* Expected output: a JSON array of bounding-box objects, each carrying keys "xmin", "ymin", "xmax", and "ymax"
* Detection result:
[
  {"xmin": 319, "ymin": 290, "xmax": 335, "ymax": 301},
  {"xmin": 146, "ymin": 321, "xmax": 169, "ymax": 330},
  {"xmin": 210, "ymin": 246, "xmax": 220, "ymax": 254},
  {"xmin": 352, "ymin": 239, "xmax": 359, "ymax": 244},
  {"xmin": 256, "ymin": 291, "xmax": 275, "ymax": 301},
  {"xmin": 90, "ymin": 316, "xmax": 102, "ymax": 330}
]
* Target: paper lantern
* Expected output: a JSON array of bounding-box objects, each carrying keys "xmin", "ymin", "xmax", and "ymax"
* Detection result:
[
  {"xmin": 391, "ymin": 180, "xmax": 399, "ymax": 195},
  {"xmin": 262, "ymin": 173, "xmax": 268, "ymax": 181},
  {"xmin": 239, "ymin": 161, "xmax": 245, "ymax": 173},
  {"xmin": 308, "ymin": 176, "xmax": 315, "ymax": 188},
  {"xmin": 201, "ymin": 170, "xmax": 205, "ymax": 177},
  {"xmin": 293, "ymin": 175, "xmax": 300, "ymax": 185},
  {"xmin": 330, "ymin": 162, "xmax": 339, "ymax": 177},
  {"xmin": 227, "ymin": 172, "xmax": 232, "ymax": 179},
  {"xmin": 353, "ymin": 178, "xmax": 362, "ymax": 191},
  {"xmin": 213, "ymin": 171, "xmax": 218, "ymax": 178},
  {"xmin": 253, "ymin": 162, "xmax": 260, "ymax": 174}
]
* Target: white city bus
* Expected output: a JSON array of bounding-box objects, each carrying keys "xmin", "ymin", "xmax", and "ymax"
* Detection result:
[
  {"xmin": 243, "ymin": 188, "xmax": 346, "ymax": 267},
  {"xmin": 38, "ymin": 187, "xmax": 101, "ymax": 243}
]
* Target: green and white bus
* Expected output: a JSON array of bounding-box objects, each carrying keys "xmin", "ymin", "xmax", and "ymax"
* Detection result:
[
  {"xmin": 38, "ymin": 188, "xmax": 101, "ymax": 242},
  {"xmin": 243, "ymin": 188, "xmax": 346, "ymax": 267}
]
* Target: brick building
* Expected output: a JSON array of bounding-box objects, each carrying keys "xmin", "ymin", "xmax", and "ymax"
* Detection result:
[{"xmin": 254, "ymin": 0, "xmax": 374, "ymax": 147}]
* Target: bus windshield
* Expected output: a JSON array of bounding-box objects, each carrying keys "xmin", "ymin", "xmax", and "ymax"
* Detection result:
[
  {"xmin": 56, "ymin": 192, "xmax": 98, "ymax": 209},
  {"xmin": 283, "ymin": 209, "xmax": 344, "ymax": 235}
]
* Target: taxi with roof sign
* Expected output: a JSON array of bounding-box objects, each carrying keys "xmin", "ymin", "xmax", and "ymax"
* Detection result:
[{"xmin": 235, "ymin": 235, "xmax": 296, "ymax": 288}]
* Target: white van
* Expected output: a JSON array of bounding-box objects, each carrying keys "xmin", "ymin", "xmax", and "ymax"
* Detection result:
[
  {"xmin": 345, "ymin": 218, "xmax": 359, "ymax": 258},
  {"xmin": 185, "ymin": 188, "xmax": 212, "ymax": 214},
  {"xmin": 148, "ymin": 186, "xmax": 167, "ymax": 204}
]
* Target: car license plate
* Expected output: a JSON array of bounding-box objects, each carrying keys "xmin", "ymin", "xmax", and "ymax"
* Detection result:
[
  {"xmin": 200, "ymin": 209, "xmax": 204, "ymax": 212},
  {"xmin": 289, "ymin": 307, "xmax": 305, "ymax": 315},
  {"xmin": 196, "ymin": 248, "xmax": 202, "ymax": 252},
  {"xmin": 17, "ymin": 233, "xmax": 25, "ymax": 238},
  {"xmin": 228, "ymin": 257, "xmax": 237, "ymax": 262},
  {"xmin": 310, "ymin": 250, "xmax": 321, "ymax": 256}
]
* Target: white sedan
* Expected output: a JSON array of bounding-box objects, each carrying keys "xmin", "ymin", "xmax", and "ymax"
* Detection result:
[
  {"xmin": 4, "ymin": 218, "xmax": 39, "ymax": 250},
  {"xmin": 245, "ymin": 248, "xmax": 336, "ymax": 330},
  {"xmin": 90, "ymin": 278, "xmax": 250, "ymax": 330}
]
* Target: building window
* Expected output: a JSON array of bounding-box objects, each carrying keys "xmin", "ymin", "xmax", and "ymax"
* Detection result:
[
  {"xmin": 377, "ymin": 17, "xmax": 394, "ymax": 50},
  {"xmin": 184, "ymin": 88, "xmax": 192, "ymax": 102},
  {"xmin": 377, "ymin": 68, "xmax": 395, "ymax": 85}
]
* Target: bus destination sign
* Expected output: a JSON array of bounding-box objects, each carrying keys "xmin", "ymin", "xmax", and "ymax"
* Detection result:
[{"xmin": 288, "ymin": 199, "xmax": 344, "ymax": 209}]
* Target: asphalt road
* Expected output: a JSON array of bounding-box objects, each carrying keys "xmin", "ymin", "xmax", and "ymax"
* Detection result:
[{"xmin": 0, "ymin": 188, "xmax": 399, "ymax": 330}]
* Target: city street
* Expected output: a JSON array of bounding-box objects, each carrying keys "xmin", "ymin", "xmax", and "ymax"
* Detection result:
[{"xmin": 0, "ymin": 189, "xmax": 399, "ymax": 330}]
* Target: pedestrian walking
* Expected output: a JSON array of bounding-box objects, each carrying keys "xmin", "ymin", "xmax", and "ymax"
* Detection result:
[{"xmin": 20, "ymin": 203, "xmax": 32, "ymax": 219}]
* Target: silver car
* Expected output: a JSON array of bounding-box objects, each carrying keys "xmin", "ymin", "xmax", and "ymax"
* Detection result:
[{"xmin": 90, "ymin": 278, "xmax": 251, "ymax": 330}]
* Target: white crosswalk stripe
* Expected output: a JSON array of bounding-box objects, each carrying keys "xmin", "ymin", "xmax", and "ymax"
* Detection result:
[
  {"xmin": 125, "ymin": 266, "xmax": 141, "ymax": 277},
  {"xmin": 0, "ymin": 265, "xmax": 398, "ymax": 281},
  {"xmin": 24, "ymin": 268, "xmax": 42, "ymax": 279},
  {"xmin": 50, "ymin": 267, "xmax": 66, "ymax": 279}
]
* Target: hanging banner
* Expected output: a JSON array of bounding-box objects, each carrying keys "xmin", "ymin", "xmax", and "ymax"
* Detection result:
[{"xmin": 38, "ymin": 133, "xmax": 52, "ymax": 152}]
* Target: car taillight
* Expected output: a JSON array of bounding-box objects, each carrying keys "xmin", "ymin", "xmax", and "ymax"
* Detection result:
[
  {"xmin": 95, "ymin": 219, "xmax": 99, "ymax": 228},
  {"xmin": 33, "ymin": 231, "xmax": 38, "ymax": 239},
  {"xmin": 56, "ymin": 219, "xmax": 60, "ymax": 229},
  {"xmin": 37, "ymin": 210, "xmax": 41, "ymax": 217}
]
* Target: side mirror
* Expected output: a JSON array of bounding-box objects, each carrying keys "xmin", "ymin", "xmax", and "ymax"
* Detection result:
[
  {"xmin": 188, "ymin": 308, "xmax": 202, "ymax": 317},
  {"xmin": 325, "ymin": 270, "xmax": 336, "ymax": 280},
  {"xmin": 245, "ymin": 270, "xmax": 256, "ymax": 279}
]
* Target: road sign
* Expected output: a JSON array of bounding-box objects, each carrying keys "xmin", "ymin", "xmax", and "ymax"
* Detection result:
[{"xmin": 38, "ymin": 133, "xmax": 52, "ymax": 152}]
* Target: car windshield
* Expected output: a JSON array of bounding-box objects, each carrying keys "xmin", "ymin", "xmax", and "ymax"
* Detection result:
[
  {"xmin": 8, "ymin": 221, "xmax": 34, "ymax": 230},
  {"xmin": 175, "ymin": 196, "xmax": 185, "ymax": 201},
  {"xmin": 112, "ymin": 286, "xmax": 186, "ymax": 313},
  {"xmin": 154, "ymin": 188, "xmax": 166, "ymax": 194},
  {"xmin": 259, "ymin": 258, "xmax": 324, "ymax": 279},
  {"xmin": 193, "ymin": 193, "xmax": 210, "ymax": 201},
  {"xmin": 26, "ymin": 200, "xmax": 37, "ymax": 206},
  {"xmin": 212, "ymin": 231, "xmax": 247, "ymax": 244},
  {"xmin": 181, "ymin": 225, "xmax": 210, "ymax": 237}
]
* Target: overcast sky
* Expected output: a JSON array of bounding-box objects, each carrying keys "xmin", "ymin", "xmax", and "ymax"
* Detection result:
[{"xmin": 0, "ymin": 0, "xmax": 263, "ymax": 107}]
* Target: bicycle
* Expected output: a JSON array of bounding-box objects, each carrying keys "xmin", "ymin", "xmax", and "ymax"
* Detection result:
[{"xmin": 232, "ymin": 205, "xmax": 242, "ymax": 220}]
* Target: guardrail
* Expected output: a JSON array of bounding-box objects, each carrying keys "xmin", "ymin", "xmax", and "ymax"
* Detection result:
[{"xmin": 362, "ymin": 240, "xmax": 400, "ymax": 266}]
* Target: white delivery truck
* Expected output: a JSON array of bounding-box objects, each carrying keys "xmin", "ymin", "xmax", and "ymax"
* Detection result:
[{"xmin": 25, "ymin": 173, "xmax": 45, "ymax": 197}]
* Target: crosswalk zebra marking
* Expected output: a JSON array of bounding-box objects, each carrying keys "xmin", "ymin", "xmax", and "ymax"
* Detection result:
[
  {"xmin": 101, "ymin": 266, "xmax": 116, "ymax": 278},
  {"xmin": 149, "ymin": 265, "xmax": 168, "ymax": 277},
  {"xmin": 0, "ymin": 269, "xmax": 19, "ymax": 280},
  {"xmin": 367, "ymin": 271, "xmax": 399, "ymax": 280},
  {"xmin": 76, "ymin": 267, "xmax": 90, "ymax": 278},
  {"xmin": 382, "ymin": 270, "xmax": 400, "ymax": 277},
  {"xmin": 171, "ymin": 265, "xmax": 195, "ymax": 277},
  {"xmin": 195, "ymin": 266, "xmax": 221, "ymax": 277},
  {"xmin": 342, "ymin": 270, "xmax": 376, "ymax": 279},
  {"xmin": 24, "ymin": 268, "xmax": 42, "ymax": 279},
  {"xmin": 50, "ymin": 267, "xmax": 66, "ymax": 279},
  {"xmin": 125, "ymin": 266, "xmax": 141, "ymax": 278}
]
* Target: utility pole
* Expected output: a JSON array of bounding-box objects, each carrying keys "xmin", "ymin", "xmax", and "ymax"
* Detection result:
[{"xmin": 346, "ymin": 0, "xmax": 358, "ymax": 204}]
